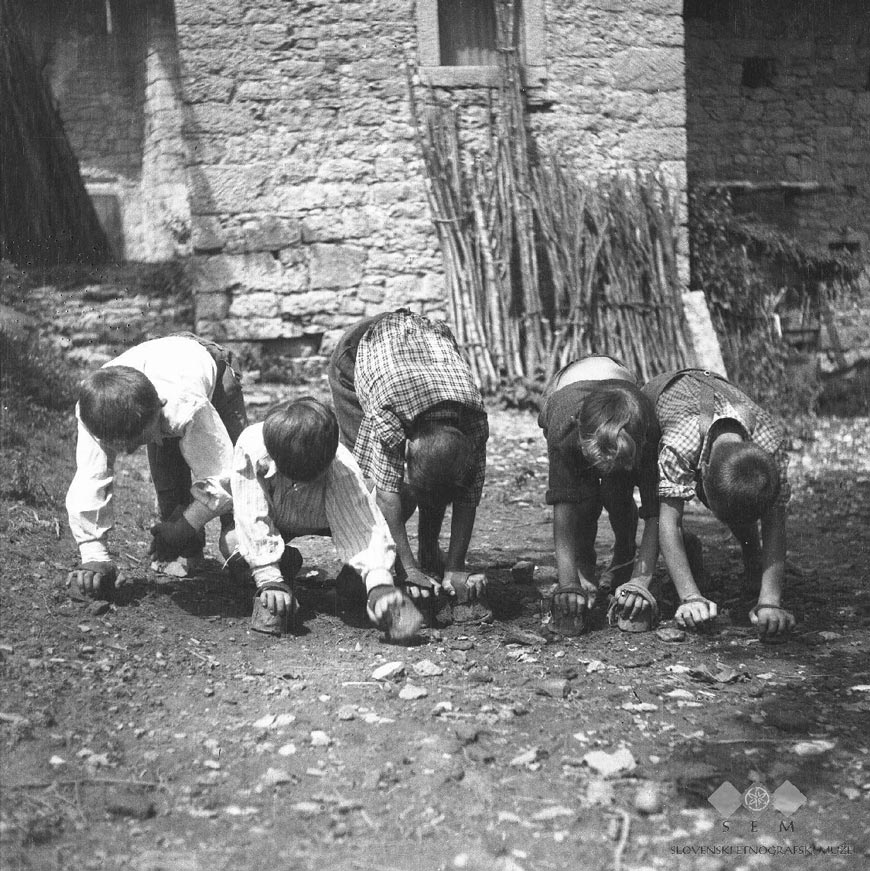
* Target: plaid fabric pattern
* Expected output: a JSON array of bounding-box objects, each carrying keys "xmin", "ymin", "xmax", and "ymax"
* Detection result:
[
  {"xmin": 651, "ymin": 374, "xmax": 791, "ymax": 507},
  {"xmin": 354, "ymin": 311, "xmax": 488, "ymax": 503}
]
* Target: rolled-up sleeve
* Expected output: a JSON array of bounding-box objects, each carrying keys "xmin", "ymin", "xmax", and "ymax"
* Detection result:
[
  {"xmin": 325, "ymin": 449, "xmax": 396, "ymax": 590},
  {"xmin": 179, "ymin": 402, "xmax": 234, "ymax": 529},
  {"xmin": 657, "ymin": 443, "xmax": 699, "ymax": 501},
  {"xmin": 231, "ymin": 432, "xmax": 285, "ymax": 588},
  {"xmin": 66, "ymin": 416, "xmax": 116, "ymax": 563}
]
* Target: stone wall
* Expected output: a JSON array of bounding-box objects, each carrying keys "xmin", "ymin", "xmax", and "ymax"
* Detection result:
[
  {"xmin": 175, "ymin": 0, "xmax": 689, "ymax": 359},
  {"xmin": 685, "ymin": 0, "xmax": 870, "ymax": 254}
]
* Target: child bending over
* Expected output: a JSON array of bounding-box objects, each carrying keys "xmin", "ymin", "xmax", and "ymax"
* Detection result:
[
  {"xmin": 642, "ymin": 369, "xmax": 796, "ymax": 639},
  {"xmin": 328, "ymin": 310, "xmax": 490, "ymax": 619},
  {"xmin": 230, "ymin": 398, "xmax": 421, "ymax": 642},
  {"xmin": 66, "ymin": 334, "xmax": 247, "ymax": 599},
  {"xmin": 538, "ymin": 356, "xmax": 661, "ymax": 634}
]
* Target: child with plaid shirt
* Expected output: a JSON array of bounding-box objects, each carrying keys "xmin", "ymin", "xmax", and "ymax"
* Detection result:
[
  {"xmin": 328, "ymin": 310, "xmax": 489, "ymax": 616},
  {"xmin": 643, "ymin": 369, "xmax": 796, "ymax": 639}
]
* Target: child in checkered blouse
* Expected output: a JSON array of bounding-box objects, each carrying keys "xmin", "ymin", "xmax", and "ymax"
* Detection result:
[
  {"xmin": 642, "ymin": 369, "xmax": 796, "ymax": 640},
  {"xmin": 538, "ymin": 356, "xmax": 662, "ymax": 633},
  {"xmin": 328, "ymin": 310, "xmax": 490, "ymax": 615}
]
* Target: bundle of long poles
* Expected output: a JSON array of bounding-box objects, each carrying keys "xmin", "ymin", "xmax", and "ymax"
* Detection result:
[{"xmin": 407, "ymin": 0, "xmax": 691, "ymax": 391}]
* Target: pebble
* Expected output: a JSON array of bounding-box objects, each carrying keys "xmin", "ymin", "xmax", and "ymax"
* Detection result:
[
  {"xmin": 398, "ymin": 684, "xmax": 428, "ymax": 700},
  {"xmin": 262, "ymin": 767, "xmax": 292, "ymax": 785},
  {"xmin": 510, "ymin": 747, "xmax": 541, "ymax": 767},
  {"xmin": 792, "ymin": 739, "xmax": 835, "ymax": 756},
  {"xmin": 533, "ymin": 679, "xmax": 569, "ymax": 698},
  {"xmin": 532, "ymin": 805, "xmax": 574, "ymax": 822},
  {"xmin": 413, "ymin": 659, "xmax": 444, "ymax": 677},
  {"xmin": 448, "ymin": 639, "xmax": 474, "ymax": 651},
  {"xmin": 657, "ymin": 627, "xmax": 687, "ymax": 642},
  {"xmin": 503, "ymin": 629, "xmax": 545, "ymax": 647},
  {"xmin": 337, "ymin": 705, "xmax": 356, "ymax": 721},
  {"xmin": 583, "ymin": 747, "xmax": 637, "ymax": 777},
  {"xmin": 453, "ymin": 723, "xmax": 479, "ymax": 745},
  {"xmin": 634, "ymin": 781, "xmax": 664, "ymax": 814},
  {"xmin": 310, "ymin": 730, "xmax": 331, "ymax": 747},
  {"xmin": 88, "ymin": 601, "xmax": 110, "ymax": 617},
  {"xmin": 372, "ymin": 661, "xmax": 404, "ymax": 681}
]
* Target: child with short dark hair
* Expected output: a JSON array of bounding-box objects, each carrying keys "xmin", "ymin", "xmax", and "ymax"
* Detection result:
[
  {"xmin": 66, "ymin": 335, "xmax": 247, "ymax": 598},
  {"xmin": 405, "ymin": 420, "xmax": 473, "ymax": 508},
  {"xmin": 231, "ymin": 398, "xmax": 421, "ymax": 642},
  {"xmin": 538, "ymin": 356, "xmax": 662, "ymax": 634},
  {"xmin": 642, "ymin": 368, "xmax": 796, "ymax": 639},
  {"xmin": 328, "ymin": 310, "xmax": 490, "ymax": 619}
]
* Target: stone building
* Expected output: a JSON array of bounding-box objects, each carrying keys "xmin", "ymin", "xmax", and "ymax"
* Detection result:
[
  {"xmin": 685, "ymin": 0, "xmax": 869, "ymax": 254},
  {"xmin": 21, "ymin": 0, "xmax": 868, "ymax": 365}
]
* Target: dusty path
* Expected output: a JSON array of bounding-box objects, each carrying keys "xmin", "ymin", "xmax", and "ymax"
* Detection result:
[{"xmin": 1, "ymin": 398, "xmax": 869, "ymax": 871}]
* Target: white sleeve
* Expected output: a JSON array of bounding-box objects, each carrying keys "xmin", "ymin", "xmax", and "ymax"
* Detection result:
[
  {"xmin": 178, "ymin": 402, "xmax": 234, "ymax": 529},
  {"xmin": 324, "ymin": 449, "xmax": 395, "ymax": 590},
  {"xmin": 230, "ymin": 435, "xmax": 285, "ymax": 588},
  {"xmin": 65, "ymin": 416, "xmax": 115, "ymax": 563}
]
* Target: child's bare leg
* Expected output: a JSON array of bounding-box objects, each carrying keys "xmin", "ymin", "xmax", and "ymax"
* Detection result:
[
  {"xmin": 418, "ymin": 500, "xmax": 447, "ymax": 576},
  {"xmin": 727, "ymin": 520, "xmax": 762, "ymax": 596},
  {"xmin": 600, "ymin": 475, "xmax": 638, "ymax": 591}
]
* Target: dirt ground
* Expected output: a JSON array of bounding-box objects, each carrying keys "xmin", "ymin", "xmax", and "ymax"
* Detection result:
[{"xmin": 2, "ymin": 383, "xmax": 870, "ymax": 871}]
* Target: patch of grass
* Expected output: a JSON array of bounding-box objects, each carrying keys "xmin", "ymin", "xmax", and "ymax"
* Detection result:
[{"xmin": 0, "ymin": 332, "xmax": 79, "ymax": 412}]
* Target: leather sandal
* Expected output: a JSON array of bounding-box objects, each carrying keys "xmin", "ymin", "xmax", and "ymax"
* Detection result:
[
  {"xmin": 607, "ymin": 581, "xmax": 660, "ymax": 633},
  {"xmin": 442, "ymin": 572, "xmax": 494, "ymax": 625},
  {"xmin": 251, "ymin": 580, "xmax": 297, "ymax": 636},
  {"xmin": 546, "ymin": 584, "xmax": 589, "ymax": 636},
  {"xmin": 367, "ymin": 585, "xmax": 423, "ymax": 642}
]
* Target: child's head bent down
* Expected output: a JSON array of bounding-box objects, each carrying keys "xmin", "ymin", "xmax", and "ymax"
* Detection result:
[
  {"xmin": 702, "ymin": 441, "xmax": 780, "ymax": 525},
  {"xmin": 406, "ymin": 421, "xmax": 473, "ymax": 507},
  {"xmin": 263, "ymin": 397, "xmax": 339, "ymax": 482},
  {"xmin": 79, "ymin": 366, "xmax": 162, "ymax": 450},
  {"xmin": 578, "ymin": 384, "xmax": 655, "ymax": 476}
]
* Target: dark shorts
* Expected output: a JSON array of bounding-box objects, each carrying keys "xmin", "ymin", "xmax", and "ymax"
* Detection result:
[
  {"xmin": 327, "ymin": 315, "xmax": 385, "ymax": 452},
  {"xmin": 148, "ymin": 334, "xmax": 249, "ymax": 523}
]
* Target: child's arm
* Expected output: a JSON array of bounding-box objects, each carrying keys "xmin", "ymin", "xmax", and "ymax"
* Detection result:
[
  {"xmin": 231, "ymin": 437, "xmax": 294, "ymax": 617},
  {"xmin": 632, "ymin": 515, "xmax": 659, "ymax": 581},
  {"xmin": 376, "ymin": 489, "xmax": 438, "ymax": 597},
  {"xmin": 659, "ymin": 497, "xmax": 718, "ymax": 629},
  {"xmin": 441, "ymin": 501, "xmax": 487, "ymax": 600},
  {"xmin": 322, "ymin": 451, "xmax": 395, "ymax": 592},
  {"xmin": 750, "ymin": 504, "xmax": 795, "ymax": 638},
  {"xmin": 552, "ymin": 502, "xmax": 598, "ymax": 606}
]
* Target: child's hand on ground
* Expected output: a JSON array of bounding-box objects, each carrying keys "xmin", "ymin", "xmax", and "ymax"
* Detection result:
[
  {"xmin": 67, "ymin": 561, "xmax": 118, "ymax": 598},
  {"xmin": 149, "ymin": 517, "xmax": 197, "ymax": 561},
  {"xmin": 442, "ymin": 570, "xmax": 486, "ymax": 603},
  {"xmin": 750, "ymin": 603, "xmax": 795, "ymax": 639},
  {"xmin": 402, "ymin": 567, "xmax": 440, "ymax": 600},
  {"xmin": 259, "ymin": 587, "xmax": 298, "ymax": 617},
  {"xmin": 554, "ymin": 574, "xmax": 597, "ymax": 615},
  {"xmin": 675, "ymin": 594, "xmax": 718, "ymax": 631},
  {"xmin": 614, "ymin": 576, "xmax": 654, "ymax": 620}
]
